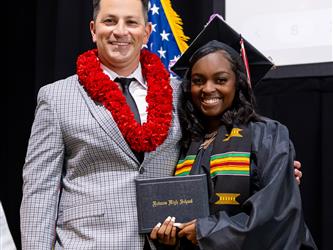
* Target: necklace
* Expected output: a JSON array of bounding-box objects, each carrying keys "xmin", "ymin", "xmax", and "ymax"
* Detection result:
[
  {"xmin": 76, "ymin": 49, "xmax": 173, "ymax": 152},
  {"xmin": 200, "ymin": 130, "xmax": 218, "ymax": 149}
]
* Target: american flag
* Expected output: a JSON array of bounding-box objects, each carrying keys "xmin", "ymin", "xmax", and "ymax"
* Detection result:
[{"xmin": 146, "ymin": 0, "xmax": 189, "ymax": 76}]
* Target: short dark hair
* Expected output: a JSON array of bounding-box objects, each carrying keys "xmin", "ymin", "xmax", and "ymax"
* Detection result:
[{"xmin": 92, "ymin": 0, "xmax": 149, "ymax": 22}]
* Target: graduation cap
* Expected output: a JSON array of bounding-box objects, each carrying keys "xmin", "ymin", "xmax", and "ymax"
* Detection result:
[{"xmin": 171, "ymin": 14, "xmax": 274, "ymax": 86}]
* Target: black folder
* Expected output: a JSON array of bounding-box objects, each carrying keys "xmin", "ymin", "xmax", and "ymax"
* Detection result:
[{"xmin": 135, "ymin": 174, "xmax": 209, "ymax": 233}]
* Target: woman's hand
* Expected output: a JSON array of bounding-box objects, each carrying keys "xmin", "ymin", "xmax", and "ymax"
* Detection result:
[
  {"xmin": 177, "ymin": 219, "xmax": 198, "ymax": 245},
  {"xmin": 150, "ymin": 216, "xmax": 177, "ymax": 246}
]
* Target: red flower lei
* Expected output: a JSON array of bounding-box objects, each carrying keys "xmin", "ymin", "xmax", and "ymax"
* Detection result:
[{"xmin": 76, "ymin": 49, "xmax": 173, "ymax": 152}]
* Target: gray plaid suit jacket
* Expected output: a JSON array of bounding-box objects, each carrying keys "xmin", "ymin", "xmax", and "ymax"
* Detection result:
[{"xmin": 20, "ymin": 75, "xmax": 182, "ymax": 249}]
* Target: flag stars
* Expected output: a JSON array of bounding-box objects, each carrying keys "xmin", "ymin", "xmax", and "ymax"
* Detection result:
[
  {"xmin": 172, "ymin": 55, "xmax": 180, "ymax": 62},
  {"xmin": 160, "ymin": 30, "xmax": 170, "ymax": 41},
  {"xmin": 150, "ymin": 4, "xmax": 159, "ymax": 15},
  {"xmin": 151, "ymin": 23, "xmax": 157, "ymax": 32},
  {"xmin": 157, "ymin": 47, "xmax": 166, "ymax": 58},
  {"xmin": 147, "ymin": 1, "xmax": 187, "ymax": 70},
  {"xmin": 169, "ymin": 55, "xmax": 180, "ymax": 68}
]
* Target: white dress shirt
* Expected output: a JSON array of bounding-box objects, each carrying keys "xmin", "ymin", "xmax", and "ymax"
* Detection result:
[
  {"xmin": 0, "ymin": 202, "xmax": 17, "ymax": 250},
  {"xmin": 101, "ymin": 64, "xmax": 148, "ymax": 124}
]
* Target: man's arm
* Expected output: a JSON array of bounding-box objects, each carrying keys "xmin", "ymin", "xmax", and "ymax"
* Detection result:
[{"xmin": 20, "ymin": 86, "xmax": 64, "ymax": 250}]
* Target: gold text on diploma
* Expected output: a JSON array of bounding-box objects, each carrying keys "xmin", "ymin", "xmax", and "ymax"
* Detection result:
[{"xmin": 152, "ymin": 199, "xmax": 193, "ymax": 207}]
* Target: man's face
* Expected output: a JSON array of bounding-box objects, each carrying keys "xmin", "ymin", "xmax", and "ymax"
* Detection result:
[{"xmin": 90, "ymin": 0, "xmax": 152, "ymax": 74}]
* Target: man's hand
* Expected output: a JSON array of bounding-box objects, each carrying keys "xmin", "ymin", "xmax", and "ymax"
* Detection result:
[{"xmin": 294, "ymin": 160, "xmax": 302, "ymax": 185}]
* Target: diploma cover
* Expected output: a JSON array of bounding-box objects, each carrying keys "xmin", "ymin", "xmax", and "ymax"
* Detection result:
[{"xmin": 135, "ymin": 174, "xmax": 209, "ymax": 233}]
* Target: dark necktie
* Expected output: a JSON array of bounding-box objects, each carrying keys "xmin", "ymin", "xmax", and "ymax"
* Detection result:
[
  {"xmin": 114, "ymin": 77, "xmax": 141, "ymax": 124},
  {"xmin": 114, "ymin": 77, "xmax": 144, "ymax": 164}
]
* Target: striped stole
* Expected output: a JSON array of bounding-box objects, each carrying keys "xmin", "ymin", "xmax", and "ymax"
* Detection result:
[
  {"xmin": 210, "ymin": 152, "xmax": 250, "ymax": 177},
  {"xmin": 175, "ymin": 125, "xmax": 251, "ymax": 214},
  {"xmin": 175, "ymin": 152, "xmax": 250, "ymax": 177}
]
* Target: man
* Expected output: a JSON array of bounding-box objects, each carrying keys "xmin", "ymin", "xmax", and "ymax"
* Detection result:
[
  {"xmin": 20, "ymin": 0, "xmax": 181, "ymax": 249},
  {"xmin": 20, "ymin": 0, "xmax": 302, "ymax": 249}
]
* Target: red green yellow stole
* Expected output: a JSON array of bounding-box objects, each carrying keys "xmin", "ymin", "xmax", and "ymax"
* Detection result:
[{"xmin": 175, "ymin": 125, "xmax": 251, "ymax": 214}]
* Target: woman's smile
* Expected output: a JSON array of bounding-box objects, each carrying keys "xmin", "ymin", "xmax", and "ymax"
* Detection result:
[{"xmin": 201, "ymin": 96, "xmax": 222, "ymax": 106}]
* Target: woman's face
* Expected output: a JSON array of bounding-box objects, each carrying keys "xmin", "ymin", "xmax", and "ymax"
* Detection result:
[{"xmin": 190, "ymin": 50, "xmax": 236, "ymax": 124}]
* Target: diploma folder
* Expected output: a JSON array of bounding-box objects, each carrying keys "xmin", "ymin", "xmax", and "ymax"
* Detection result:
[{"xmin": 135, "ymin": 174, "xmax": 209, "ymax": 233}]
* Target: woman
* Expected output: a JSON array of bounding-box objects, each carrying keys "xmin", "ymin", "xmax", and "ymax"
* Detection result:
[{"xmin": 150, "ymin": 16, "xmax": 316, "ymax": 250}]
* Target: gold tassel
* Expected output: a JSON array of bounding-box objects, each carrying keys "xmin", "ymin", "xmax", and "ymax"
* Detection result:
[{"xmin": 160, "ymin": 0, "xmax": 190, "ymax": 53}]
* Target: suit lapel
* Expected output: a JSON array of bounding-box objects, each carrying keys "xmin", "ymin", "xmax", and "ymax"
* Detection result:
[
  {"xmin": 76, "ymin": 82, "xmax": 139, "ymax": 163},
  {"xmin": 75, "ymin": 77, "xmax": 181, "ymax": 166}
]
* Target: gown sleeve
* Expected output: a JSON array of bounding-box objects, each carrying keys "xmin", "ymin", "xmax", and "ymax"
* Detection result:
[{"xmin": 195, "ymin": 119, "xmax": 317, "ymax": 250}]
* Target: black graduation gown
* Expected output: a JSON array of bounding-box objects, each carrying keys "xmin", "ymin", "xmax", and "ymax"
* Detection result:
[{"xmin": 182, "ymin": 118, "xmax": 317, "ymax": 250}]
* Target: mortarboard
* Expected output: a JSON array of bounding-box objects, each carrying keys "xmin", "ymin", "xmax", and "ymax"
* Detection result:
[{"xmin": 171, "ymin": 14, "xmax": 274, "ymax": 86}]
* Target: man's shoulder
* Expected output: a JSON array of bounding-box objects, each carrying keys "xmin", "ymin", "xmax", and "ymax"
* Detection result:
[
  {"xmin": 41, "ymin": 74, "xmax": 79, "ymax": 90},
  {"xmin": 37, "ymin": 74, "xmax": 80, "ymax": 99},
  {"xmin": 170, "ymin": 77, "xmax": 181, "ymax": 88},
  {"xmin": 170, "ymin": 77, "xmax": 182, "ymax": 99}
]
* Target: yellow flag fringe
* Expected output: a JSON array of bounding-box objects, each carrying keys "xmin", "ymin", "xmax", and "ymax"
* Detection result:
[{"xmin": 160, "ymin": 0, "xmax": 190, "ymax": 53}]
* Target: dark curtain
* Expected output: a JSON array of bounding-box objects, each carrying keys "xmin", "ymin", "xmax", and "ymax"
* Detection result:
[
  {"xmin": 254, "ymin": 71, "xmax": 333, "ymax": 250},
  {"xmin": 5, "ymin": 1, "xmax": 332, "ymax": 249},
  {"xmin": 6, "ymin": 1, "xmax": 94, "ymax": 249}
]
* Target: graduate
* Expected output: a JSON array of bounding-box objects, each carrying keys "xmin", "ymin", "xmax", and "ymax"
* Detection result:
[{"xmin": 150, "ymin": 15, "xmax": 317, "ymax": 250}]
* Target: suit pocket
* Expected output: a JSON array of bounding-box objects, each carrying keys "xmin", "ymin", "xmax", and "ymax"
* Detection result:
[{"xmin": 62, "ymin": 201, "xmax": 105, "ymax": 223}]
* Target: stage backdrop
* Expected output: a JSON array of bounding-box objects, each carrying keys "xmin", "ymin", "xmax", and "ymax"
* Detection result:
[{"xmin": 5, "ymin": 1, "xmax": 332, "ymax": 249}]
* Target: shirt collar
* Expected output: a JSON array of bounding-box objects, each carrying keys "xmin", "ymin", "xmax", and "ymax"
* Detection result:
[{"xmin": 101, "ymin": 63, "xmax": 147, "ymax": 89}]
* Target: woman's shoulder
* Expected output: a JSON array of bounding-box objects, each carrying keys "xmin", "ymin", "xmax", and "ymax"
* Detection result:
[
  {"xmin": 249, "ymin": 116, "xmax": 291, "ymax": 151},
  {"xmin": 250, "ymin": 116, "xmax": 289, "ymax": 134}
]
